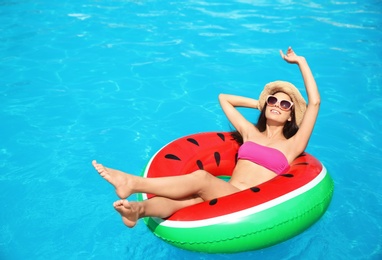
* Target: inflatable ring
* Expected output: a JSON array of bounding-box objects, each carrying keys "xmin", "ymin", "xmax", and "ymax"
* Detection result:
[{"xmin": 138, "ymin": 132, "xmax": 334, "ymax": 253}]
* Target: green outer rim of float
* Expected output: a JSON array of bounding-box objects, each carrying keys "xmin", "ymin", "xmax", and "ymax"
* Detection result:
[{"xmin": 138, "ymin": 170, "xmax": 334, "ymax": 253}]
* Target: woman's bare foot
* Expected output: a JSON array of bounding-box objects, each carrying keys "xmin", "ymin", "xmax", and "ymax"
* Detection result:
[
  {"xmin": 113, "ymin": 200, "xmax": 143, "ymax": 228},
  {"xmin": 92, "ymin": 160, "xmax": 134, "ymax": 199}
]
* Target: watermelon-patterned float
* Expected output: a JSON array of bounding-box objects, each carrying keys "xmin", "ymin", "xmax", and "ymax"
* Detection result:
[{"xmin": 138, "ymin": 132, "xmax": 334, "ymax": 253}]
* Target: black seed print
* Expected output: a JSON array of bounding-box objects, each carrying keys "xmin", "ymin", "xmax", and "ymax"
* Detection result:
[
  {"xmin": 209, "ymin": 199, "xmax": 218, "ymax": 205},
  {"xmin": 293, "ymin": 162, "xmax": 309, "ymax": 166},
  {"xmin": 281, "ymin": 174, "xmax": 294, "ymax": 178},
  {"xmin": 250, "ymin": 187, "xmax": 260, "ymax": 192},
  {"xmin": 196, "ymin": 160, "xmax": 204, "ymax": 170},
  {"xmin": 187, "ymin": 138, "xmax": 199, "ymax": 146},
  {"xmin": 217, "ymin": 133, "xmax": 225, "ymax": 141},
  {"xmin": 214, "ymin": 152, "xmax": 221, "ymax": 166},
  {"xmin": 165, "ymin": 154, "xmax": 181, "ymax": 161}
]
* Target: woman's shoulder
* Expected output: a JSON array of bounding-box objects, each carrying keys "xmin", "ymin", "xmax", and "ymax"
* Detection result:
[{"xmin": 241, "ymin": 125, "xmax": 261, "ymax": 142}]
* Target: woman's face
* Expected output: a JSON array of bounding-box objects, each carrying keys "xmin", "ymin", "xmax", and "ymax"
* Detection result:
[{"xmin": 265, "ymin": 92, "xmax": 293, "ymax": 125}]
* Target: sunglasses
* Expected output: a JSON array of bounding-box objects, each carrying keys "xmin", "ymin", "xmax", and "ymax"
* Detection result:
[{"xmin": 266, "ymin": 95, "xmax": 294, "ymax": 111}]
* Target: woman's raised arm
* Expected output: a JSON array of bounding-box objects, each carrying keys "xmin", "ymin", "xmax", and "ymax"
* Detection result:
[{"xmin": 281, "ymin": 47, "xmax": 320, "ymax": 155}]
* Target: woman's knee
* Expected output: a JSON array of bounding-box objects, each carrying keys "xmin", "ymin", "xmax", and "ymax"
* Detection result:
[
  {"xmin": 190, "ymin": 170, "xmax": 214, "ymax": 190},
  {"xmin": 190, "ymin": 170, "xmax": 212, "ymax": 180}
]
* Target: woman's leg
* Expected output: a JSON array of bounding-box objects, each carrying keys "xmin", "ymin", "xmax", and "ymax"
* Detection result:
[
  {"xmin": 113, "ymin": 196, "xmax": 204, "ymax": 228},
  {"xmin": 92, "ymin": 160, "xmax": 240, "ymax": 200}
]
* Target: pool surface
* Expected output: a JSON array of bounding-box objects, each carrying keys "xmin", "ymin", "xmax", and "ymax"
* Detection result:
[{"xmin": 1, "ymin": 1, "xmax": 381, "ymax": 259}]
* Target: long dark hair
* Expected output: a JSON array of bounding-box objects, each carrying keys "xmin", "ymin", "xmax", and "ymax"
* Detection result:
[{"xmin": 231, "ymin": 102, "xmax": 299, "ymax": 145}]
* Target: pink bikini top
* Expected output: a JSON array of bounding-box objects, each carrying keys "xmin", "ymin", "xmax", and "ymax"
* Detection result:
[{"xmin": 237, "ymin": 141, "xmax": 290, "ymax": 175}]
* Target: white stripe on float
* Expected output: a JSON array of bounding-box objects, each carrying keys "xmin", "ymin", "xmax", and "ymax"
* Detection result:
[
  {"xmin": 141, "ymin": 145, "xmax": 165, "ymax": 179},
  {"xmin": 149, "ymin": 165, "xmax": 327, "ymax": 228}
]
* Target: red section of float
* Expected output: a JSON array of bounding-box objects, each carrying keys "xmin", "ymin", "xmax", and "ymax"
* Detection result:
[{"xmin": 145, "ymin": 132, "xmax": 323, "ymax": 221}]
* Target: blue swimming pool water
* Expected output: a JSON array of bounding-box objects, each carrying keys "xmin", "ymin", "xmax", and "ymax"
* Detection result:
[{"xmin": 1, "ymin": 1, "xmax": 381, "ymax": 259}]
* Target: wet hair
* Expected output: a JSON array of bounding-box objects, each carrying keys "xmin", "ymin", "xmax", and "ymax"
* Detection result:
[{"xmin": 231, "ymin": 102, "xmax": 300, "ymax": 145}]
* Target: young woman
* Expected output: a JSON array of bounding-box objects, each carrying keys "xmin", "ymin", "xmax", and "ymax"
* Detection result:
[{"xmin": 92, "ymin": 47, "xmax": 320, "ymax": 228}]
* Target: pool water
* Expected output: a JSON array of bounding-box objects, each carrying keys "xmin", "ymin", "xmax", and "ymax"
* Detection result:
[{"xmin": 1, "ymin": 1, "xmax": 381, "ymax": 259}]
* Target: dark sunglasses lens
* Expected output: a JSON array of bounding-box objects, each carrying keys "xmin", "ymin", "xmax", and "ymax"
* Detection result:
[
  {"xmin": 267, "ymin": 96, "xmax": 277, "ymax": 105},
  {"xmin": 280, "ymin": 100, "xmax": 292, "ymax": 109}
]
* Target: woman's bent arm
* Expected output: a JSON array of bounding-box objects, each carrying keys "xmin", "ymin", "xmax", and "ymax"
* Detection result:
[{"xmin": 218, "ymin": 94, "xmax": 259, "ymax": 137}]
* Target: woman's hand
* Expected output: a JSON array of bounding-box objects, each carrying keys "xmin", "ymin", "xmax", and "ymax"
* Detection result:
[{"xmin": 279, "ymin": 47, "xmax": 305, "ymax": 64}]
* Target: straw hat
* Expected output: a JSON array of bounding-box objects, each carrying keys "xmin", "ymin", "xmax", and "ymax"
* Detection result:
[{"xmin": 258, "ymin": 80, "xmax": 307, "ymax": 126}]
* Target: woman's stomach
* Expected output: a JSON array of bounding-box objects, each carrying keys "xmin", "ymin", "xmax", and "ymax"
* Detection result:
[{"xmin": 228, "ymin": 159, "xmax": 277, "ymax": 190}]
